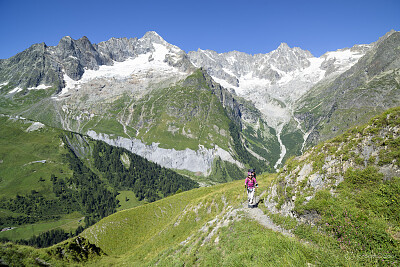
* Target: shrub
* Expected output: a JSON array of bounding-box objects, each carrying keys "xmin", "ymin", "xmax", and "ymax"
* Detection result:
[{"xmin": 343, "ymin": 166, "xmax": 383, "ymax": 188}]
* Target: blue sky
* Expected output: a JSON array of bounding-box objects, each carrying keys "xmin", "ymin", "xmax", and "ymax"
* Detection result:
[{"xmin": 0, "ymin": 0, "xmax": 399, "ymax": 59}]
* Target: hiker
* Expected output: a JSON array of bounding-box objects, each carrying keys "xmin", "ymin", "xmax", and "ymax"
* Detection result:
[{"xmin": 245, "ymin": 169, "xmax": 258, "ymax": 207}]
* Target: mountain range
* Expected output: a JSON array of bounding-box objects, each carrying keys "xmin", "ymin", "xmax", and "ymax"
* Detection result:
[{"xmin": 0, "ymin": 30, "xmax": 399, "ymax": 176}]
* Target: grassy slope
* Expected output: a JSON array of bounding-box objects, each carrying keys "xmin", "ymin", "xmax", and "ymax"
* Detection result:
[
  {"xmin": 85, "ymin": 107, "xmax": 400, "ymax": 266},
  {"xmin": 81, "ymin": 178, "xmax": 251, "ymax": 261},
  {"xmin": 75, "ymin": 174, "xmax": 357, "ymax": 266},
  {"xmin": 295, "ymin": 63, "xmax": 400, "ymax": 149},
  {"xmin": 317, "ymin": 70, "xmax": 400, "ymax": 141},
  {"xmin": 0, "ymin": 116, "xmax": 72, "ymax": 199},
  {"xmin": 0, "ymin": 116, "xmax": 86, "ymax": 241},
  {"xmin": 1, "ymin": 173, "xmax": 387, "ymax": 266},
  {"xmin": 149, "ymin": 219, "xmax": 349, "ymax": 267},
  {"xmin": 0, "ymin": 213, "xmax": 84, "ymax": 241}
]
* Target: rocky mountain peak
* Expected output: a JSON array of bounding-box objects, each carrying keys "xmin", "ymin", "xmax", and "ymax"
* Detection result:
[
  {"xmin": 277, "ymin": 42, "xmax": 290, "ymax": 50},
  {"xmin": 78, "ymin": 35, "xmax": 90, "ymax": 41},
  {"xmin": 27, "ymin": 42, "xmax": 47, "ymax": 53},
  {"xmin": 379, "ymin": 29, "xmax": 397, "ymax": 41},
  {"xmin": 57, "ymin": 36, "xmax": 74, "ymax": 50},
  {"xmin": 272, "ymin": 42, "xmax": 312, "ymax": 57},
  {"xmin": 141, "ymin": 31, "xmax": 168, "ymax": 45},
  {"xmin": 60, "ymin": 35, "xmax": 73, "ymax": 41},
  {"xmin": 76, "ymin": 36, "xmax": 92, "ymax": 45}
]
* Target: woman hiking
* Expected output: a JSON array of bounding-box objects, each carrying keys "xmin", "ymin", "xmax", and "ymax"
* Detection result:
[{"xmin": 245, "ymin": 169, "xmax": 258, "ymax": 208}]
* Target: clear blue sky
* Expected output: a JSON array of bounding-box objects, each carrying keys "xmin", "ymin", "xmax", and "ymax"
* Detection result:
[{"xmin": 0, "ymin": 0, "xmax": 399, "ymax": 59}]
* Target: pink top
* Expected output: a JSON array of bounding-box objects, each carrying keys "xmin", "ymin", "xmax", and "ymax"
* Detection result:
[{"xmin": 245, "ymin": 176, "xmax": 257, "ymax": 188}]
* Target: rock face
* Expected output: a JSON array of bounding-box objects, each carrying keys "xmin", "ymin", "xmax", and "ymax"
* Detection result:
[
  {"xmin": 87, "ymin": 130, "xmax": 241, "ymax": 174},
  {"xmin": 0, "ymin": 42, "xmax": 64, "ymax": 90},
  {"xmin": 0, "ymin": 31, "xmax": 194, "ymax": 91}
]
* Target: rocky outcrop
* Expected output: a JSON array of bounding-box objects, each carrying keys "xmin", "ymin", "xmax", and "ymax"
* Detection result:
[
  {"xmin": 87, "ymin": 130, "xmax": 242, "ymax": 174},
  {"xmin": 0, "ymin": 42, "xmax": 65, "ymax": 90},
  {"xmin": 95, "ymin": 37, "xmax": 139, "ymax": 62}
]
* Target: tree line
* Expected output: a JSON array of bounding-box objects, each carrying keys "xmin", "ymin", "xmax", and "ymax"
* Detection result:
[{"xmin": 93, "ymin": 140, "xmax": 198, "ymax": 202}]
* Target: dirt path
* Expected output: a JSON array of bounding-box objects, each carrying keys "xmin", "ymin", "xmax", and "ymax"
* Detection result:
[
  {"xmin": 241, "ymin": 206, "xmax": 293, "ymax": 237},
  {"xmin": 239, "ymin": 191, "xmax": 294, "ymax": 237}
]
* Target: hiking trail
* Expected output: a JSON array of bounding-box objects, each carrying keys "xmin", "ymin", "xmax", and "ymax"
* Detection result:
[{"xmin": 240, "ymin": 191, "xmax": 293, "ymax": 237}]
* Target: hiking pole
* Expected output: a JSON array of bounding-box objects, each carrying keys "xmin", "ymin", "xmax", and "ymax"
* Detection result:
[
  {"xmin": 254, "ymin": 187, "xmax": 257, "ymax": 207},
  {"xmin": 244, "ymin": 186, "xmax": 247, "ymax": 205}
]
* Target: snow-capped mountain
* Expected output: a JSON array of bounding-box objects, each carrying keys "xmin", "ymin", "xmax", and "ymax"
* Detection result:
[
  {"xmin": 1, "ymin": 30, "xmax": 398, "ymax": 175},
  {"xmin": 188, "ymin": 41, "xmax": 373, "ymax": 166},
  {"xmin": 57, "ymin": 31, "xmax": 193, "ymax": 98},
  {"xmin": 188, "ymin": 42, "xmax": 372, "ymax": 126},
  {"xmin": 0, "ymin": 31, "xmax": 194, "ymax": 95}
]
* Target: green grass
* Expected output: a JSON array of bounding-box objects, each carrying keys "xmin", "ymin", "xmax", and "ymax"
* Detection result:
[
  {"xmin": 0, "ymin": 87, "xmax": 57, "ymax": 114},
  {"xmin": 79, "ymin": 173, "xmax": 363, "ymax": 266},
  {"xmin": 116, "ymin": 191, "xmax": 146, "ymax": 211},
  {"xmin": 80, "ymin": 115, "xmax": 102, "ymax": 134},
  {"xmin": 297, "ymin": 168, "xmax": 400, "ymax": 265},
  {"xmin": 90, "ymin": 117, "xmax": 127, "ymax": 138},
  {"xmin": 0, "ymin": 116, "xmax": 72, "ymax": 198},
  {"xmin": 0, "ymin": 172, "xmax": 387, "ymax": 266},
  {"xmin": 152, "ymin": 218, "xmax": 353, "ymax": 267},
  {"xmin": 1, "ymin": 236, "xmax": 104, "ymax": 266},
  {"xmin": 80, "ymin": 174, "xmax": 270, "ymax": 265},
  {"xmin": 172, "ymin": 168, "xmax": 215, "ymax": 186},
  {"xmin": 0, "ymin": 212, "xmax": 84, "ymax": 241},
  {"xmin": 318, "ymin": 106, "xmax": 385, "ymax": 142},
  {"xmin": 0, "ymin": 242, "xmax": 57, "ymax": 266}
]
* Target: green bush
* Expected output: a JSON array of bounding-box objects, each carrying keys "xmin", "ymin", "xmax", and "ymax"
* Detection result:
[{"xmin": 343, "ymin": 166, "xmax": 383, "ymax": 188}]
